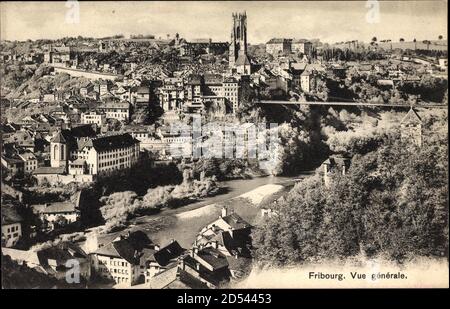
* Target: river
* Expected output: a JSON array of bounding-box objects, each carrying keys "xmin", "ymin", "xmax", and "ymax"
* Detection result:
[{"xmin": 90, "ymin": 171, "xmax": 313, "ymax": 250}]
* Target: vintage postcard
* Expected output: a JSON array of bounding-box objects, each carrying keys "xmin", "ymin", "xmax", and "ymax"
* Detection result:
[{"xmin": 0, "ymin": 0, "xmax": 448, "ymax": 294}]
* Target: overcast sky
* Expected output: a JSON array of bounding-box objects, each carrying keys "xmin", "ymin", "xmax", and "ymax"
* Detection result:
[{"xmin": 1, "ymin": 1, "xmax": 447, "ymax": 44}]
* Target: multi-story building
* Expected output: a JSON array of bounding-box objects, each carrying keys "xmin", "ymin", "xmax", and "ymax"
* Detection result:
[
  {"xmin": 99, "ymin": 80, "xmax": 111, "ymax": 97},
  {"xmin": 185, "ymin": 75, "xmax": 204, "ymax": 110},
  {"xmin": 144, "ymin": 240, "xmax": 185, "ymax": 282},
  {"xmin": 1, "ymin": 156, "xmax": 25, "ymax": 178},
  {"xmin": 134, "ymin": 86, "xmax": 151, "ymax": 108},
  {"xmin": 80, "ymin": 82, "xmax": 94, "ymax": 97},
  {"xmin": 49, "ymin": 128, "xmax": 140, "ymax": 177},
  {"xmin": 31, "ymin": 201, "xmax": 80, "ymax": 230},
  {"xmin": 291, "ymin": 39, "xmax": 312, "ymax": 54},
  {"xmin": 266, "ymin": 38, "xmax": 292, "ymax": 55},
  {"xmin": 97, "ymin": 102, "xmax": 130, "ymax": 122},
  {"xmin": 184, "ymin": 74, "xmax": 241, "ymax": 114},
  {"xmin": 195, "ymin": 207, "xmax": 252, "ymax": 258},
  {"xmin": 1, "ymin": 205, "xmax": 23, "ymax": 248},
  {"xmin": 300, "ymin": 70, "xmax": 317, "ymax": 93},
  {"xmin": 223, "ymin": 77, "xmax": 240, "ymax": 112},
  {"xmin": 17, "ymin": 151, "xmax": 38, "ymax": 174},
  {"xmin": 81, "ymin": 111, "xmax": 106, "ymax": 127},
  {"xmin": 158, "ymin": 78, "xmax": 185, "ymax": 111},
  {"xmin": 45, "ymin": 45, "xmax": 74, "ymax": 66},
  {"xmin": 91, "ymin": 231, "xmax": 154, "ymax": 286}
]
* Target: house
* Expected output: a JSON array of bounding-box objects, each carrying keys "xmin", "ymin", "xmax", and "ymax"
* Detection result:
[
  {"xmin": 80, "ymin": 82, "xmax": 94, "ymax": 97},
  {"xmin": 400, "ymin": 108, "xmax": 422, "ymax": 147},
  {"xmin": 0, "ymin": 123, "xmax": 19, "ymax": 139},
  {"xmin": 5, "ymin": 130, "xmax": 35, "ymax": 151},
  {"xmin": 32, "ymin": 128, "xmax": 140, "ymax": 184},
  {"xmin": 32, "ymin": 166, "xmax": 68, "ymax": 185},
  {"xmin": 81, "ymin": 111, "xmax": 106, "ymax": 127},
  {"xmin": 1, "ymin": 156, "xmax": 25, "ymax": 179},
  {"xmin": 1, "ymin": 205, "xmax": 23, "ymax": 248},
  {"xmin": 31, "ymin": 201, "xmax": 80, "ymax": 230},
  {"xmin": 300, "ymin": 70, "xmax": 316, "ymax": 93},
  {"xmin": 99, "ymin": 80, "xmax": 112, "ymax": 96},
  {"xmin": 114, "ymin": 86, "xmax": 132, "ymax": 101},
  {"xmin": 17, "ymin": 150, "xmax": 38, "ymax": 174},
  {"xmin": 35, "ymin": 242, "xmax": 91, "ymax": 281},
  {"xmin": 377, "ymin": 79, "xmax": 395, "ymax": 87},
  {"xmin": 97, "ymin": 102, "xmax": 130, "ymax": 122},
  {"xmin": 223, "ymin": 77, "xmax": 240, "ymax": 113},
  {"xmin": 143, "ymin": 264, "xmax": 208, "ymax": 289},
  {"xmin": 144, "ymin": 239, "xmax": 186, "ymax": 281},
  {"xmin": 49, "ymin": 130, "xmax": 140, "ymax": 174},
  {"xmin": 266, "ymin": 38, "xmax": 292, "ymax": 55},
  {"xmin": 180, "ymin": 247, "xmax": 232, "ymax": 288},
  {"xmin": 321, "ymin": 155, "xmax": 352, "ymax": 187},
  {"xmin": 158, "ymin": 78, "xmax": 185, "ymax": 111},
  {"xmin": 438, "ymin": 58, "xmax": 448, "ymax": 70},
  {"xmin": 42, "ymin": 93, "xmax": 55, "ymax": 103},
  {"xmin": 291, "ymin": 39, "xmax": 312, "ymax": 54},
  {"xmin": 195, "ymin": 207, "xmax": 252, "ymax": 258},
  {"xmin": 91, "ymin": 231, "xmax": 155, "ymax": 286},
  {"xmin": 86, "ymin": 90, "xmax": 99, "ymax": 100},
  {"xmin": 2, "ymin": 242, "xmax": 90, "ymax": 282},
  {"xmin": 134, "ymin": 86, "xmax": 151, "ymax": 108}
]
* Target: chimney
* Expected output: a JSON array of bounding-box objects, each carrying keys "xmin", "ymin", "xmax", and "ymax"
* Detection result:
[
  {"xmin": 221, "ymin": 207, "xmax": 228, "ymax": 218},
  {"xmin": 212, "ymin": 241, "xmax": 218, "ymax": 249},
  {"xmin": 154, "ymin": 244, "xmax": 160, "ymax": 251},
  {"xmin": 196, "ymin": 262, "xmax": 200, "ymax": 271},
  {"xmin": 191, "ymin": 247, "xmax": 198, "ymax": 258},
  {"xmin": 179, "ymin": 259, "xmax": 185, "ymax": 271}
]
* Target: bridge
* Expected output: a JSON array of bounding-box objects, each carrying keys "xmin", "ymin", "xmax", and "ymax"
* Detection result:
[{"xmin": 257, "ymin": 100, "xmax": 448, "ymax": 109}]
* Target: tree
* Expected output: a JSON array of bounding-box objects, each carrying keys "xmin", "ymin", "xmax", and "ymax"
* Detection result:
[
  {"xmin": 438, "ymin": 35, "xmax": 443, "ymax": 40},
  {"xmin": 399, "ymin": 38, "xmax": 405, "ymax": 42},
  {"xmin": 253, "ymin": 134, "xmax": 448, "ymax": 265}
]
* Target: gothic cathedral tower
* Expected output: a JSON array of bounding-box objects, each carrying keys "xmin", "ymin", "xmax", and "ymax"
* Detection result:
[{"xmin": 229, "ymin": 12, "xmax": 248, "ymax": 67}]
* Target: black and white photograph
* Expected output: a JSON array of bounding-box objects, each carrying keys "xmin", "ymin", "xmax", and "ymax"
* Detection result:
[{"xmin": 0, "ymin": 0, "xmax": 448, "ymax": 293}]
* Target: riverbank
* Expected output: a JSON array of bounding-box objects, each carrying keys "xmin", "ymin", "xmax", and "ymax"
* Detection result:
[{"xmin": 90, "ymin": 174, "xmax": 305, "ymax": 251}]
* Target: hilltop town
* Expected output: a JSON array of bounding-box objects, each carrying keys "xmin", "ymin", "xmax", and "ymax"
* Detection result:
[{"xmin": 1, "ymin": 10, "xmax": 448, "ymax": 289}]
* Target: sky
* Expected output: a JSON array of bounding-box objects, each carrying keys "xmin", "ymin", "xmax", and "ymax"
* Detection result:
[{"xmin": 0, "ymin": 1, "xmax": 447, "ymax": 44}]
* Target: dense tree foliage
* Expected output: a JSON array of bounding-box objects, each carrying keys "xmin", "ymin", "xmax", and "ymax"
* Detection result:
[
  {"xmin": 321, "ymin": 48, "xmax": 385, "ymax": 62},
  {"xmin": 99, "ymin": 175, "xmax": 219, "ymax": 232},
  {"xmin": 253, "ymin": 133, "xmax": 448, "ymax": 265}
]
